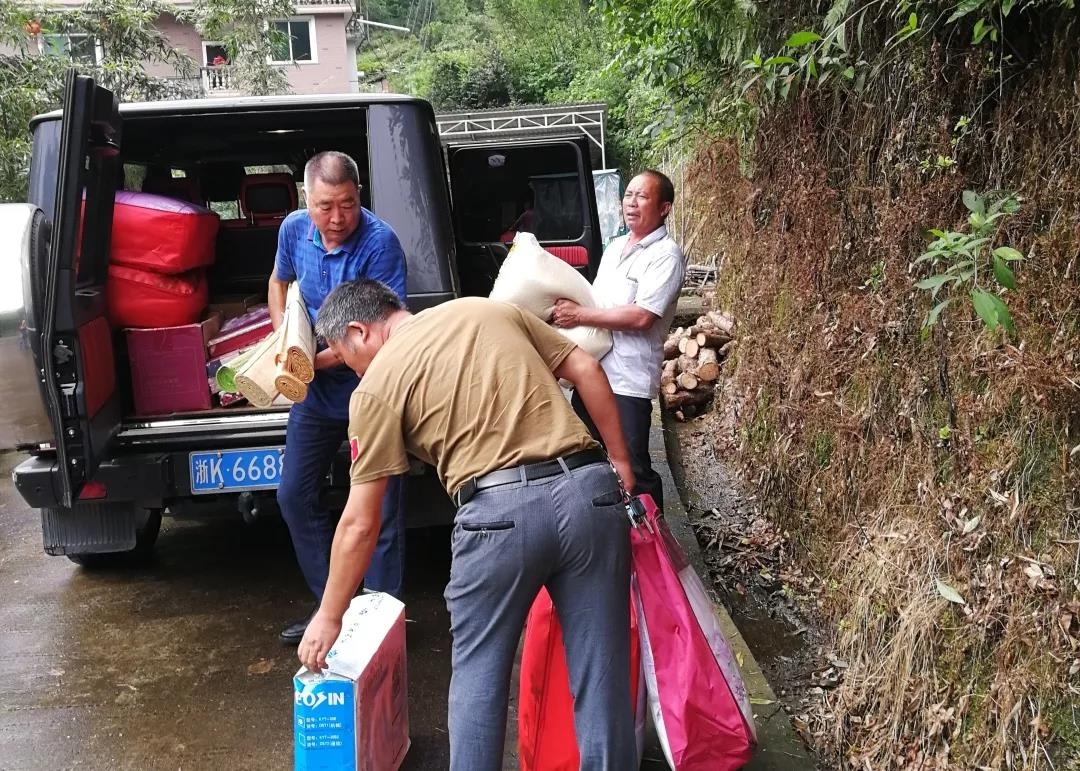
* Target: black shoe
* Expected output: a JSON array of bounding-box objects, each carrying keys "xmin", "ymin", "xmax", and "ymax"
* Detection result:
[{"xmin": 279, "ymin": 607, "xmax": 317, "ymax": 646}]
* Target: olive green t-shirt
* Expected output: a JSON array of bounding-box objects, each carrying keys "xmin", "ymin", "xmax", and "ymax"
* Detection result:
[{"xmin": 347, "ymin": 297, "xmax": 599, "ymax": 496}]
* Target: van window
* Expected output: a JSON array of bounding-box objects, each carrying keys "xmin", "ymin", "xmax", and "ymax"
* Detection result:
[
  {"xmin": 28, "ymin": 120, "xmax": 62, "ymax": 221},
  {"xmin": 449, "ymin": 143, "xmax": 586, "ymax": 244}
]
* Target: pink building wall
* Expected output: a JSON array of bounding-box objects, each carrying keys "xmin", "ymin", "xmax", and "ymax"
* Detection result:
[{"xmin": 14, "ymin": 3, "xmax": 357, "ymax": 96}]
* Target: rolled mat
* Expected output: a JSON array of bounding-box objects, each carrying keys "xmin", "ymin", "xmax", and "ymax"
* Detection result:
[
  {"xmin": 233, "ymin": 329, "xmax": 281, "ymax": 408},
  {"xmin": 274, "ymin": 371, "xmax": 309, "ymax": 403},
  {"xmin": 215, "ymin": 347, "xmax": 257, "ymax": 393}
]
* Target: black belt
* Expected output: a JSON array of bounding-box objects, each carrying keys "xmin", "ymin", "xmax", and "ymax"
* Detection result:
[{"xmin": 453, "ymin": 448, "xmax": 607, "ymax": 507}]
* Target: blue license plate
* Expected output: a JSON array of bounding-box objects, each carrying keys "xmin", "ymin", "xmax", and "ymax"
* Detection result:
[{"xmin": 189, "ymin": 447, "xmax": 284, "ymax": 494}]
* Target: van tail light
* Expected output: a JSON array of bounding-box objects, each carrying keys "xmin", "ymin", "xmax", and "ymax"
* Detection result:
[{"xmin": 78, "ymin": 481, "xmax": 107, "ymax": 500}]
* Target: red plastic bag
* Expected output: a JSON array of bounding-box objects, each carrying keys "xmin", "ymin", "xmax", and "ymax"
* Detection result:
[
  {"xmin": 631, "ymin": 494, "xmax": 756, "ymax": 770},
  {"xmin": 107, "ymin": 264, "xmax": 208, "ymax": 329},
  {"xmin": 518, "ymin": 587, "xmax": 645, "ymax": 771}
]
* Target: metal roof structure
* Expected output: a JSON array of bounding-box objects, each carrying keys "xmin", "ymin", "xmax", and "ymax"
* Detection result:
[{"xmin": 435, "ymin": 103, "xmax": 608, "ymax": 168}]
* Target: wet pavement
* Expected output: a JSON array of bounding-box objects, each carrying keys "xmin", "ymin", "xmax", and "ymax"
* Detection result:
[
  {"xmin": 0, "ymin": 451, "xmax": 457, "ymax": 770},
  {"xmin": 0, "ymin": 452, "xmax": 676, "ymax": 771}
]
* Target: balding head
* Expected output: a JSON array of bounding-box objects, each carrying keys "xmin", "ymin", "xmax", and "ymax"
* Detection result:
[{"xmin": 304, "ymin": 151, "xmax": 360, "ymax": 193}]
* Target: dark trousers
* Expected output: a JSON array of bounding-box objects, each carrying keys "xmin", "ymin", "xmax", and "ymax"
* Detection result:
[
  {"xmin": 571, "ymin": 391, "xmax": 664, "ymax": 511},
  {"xmin": 445, "ymin": 461, "xmax": 635, "ymax": 770},
  {"xmin": 277, "ymin": 402, "xmax": 407, "ymax": 601}
]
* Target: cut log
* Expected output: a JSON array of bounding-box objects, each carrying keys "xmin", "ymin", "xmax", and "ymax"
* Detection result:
[
  {"xmin": 663, "ymin": 336, "xmax": 681, "ymax": 360},
  {"xmin": 233, "ymin": 329, "xmax": 282, "ymax": 408},
  {"xmin": 707, "ymin": 310, "xmax": 736, "ymax": 335},
  {"xmin": 677, "ymin": 354, "xmax": 698, "ymax": 374},
  {"xmin": 661, "ymin": 387, "xmax": 713, "ymax": 410},
  {"xmin": 678, "ymin": 336, "xmax": 688, "ymax": 354},
  {"xmin": 696, "ymin": 347, "xmax": 720, "ymax": 382},
  {"xmin": 683, "ymin": 338, "xmax": 699, "ymax": 358},
  {"xmin": 718, "ymin": 340, "xmax": 736, "ymax": 359},
  {"xmin": 699, "ymin": 331, "xmax": 731, "ymax": 348},
  {"xmin": 280, "ymin": 282, "xmax": 316, "ymax": 384},
  {"xmin": 660, "ymin": 359, "xmax": 678, "ymax": 395},
  {"xmin": 677, "ymin": 371, "xmax": 699, "ymax": 391}
]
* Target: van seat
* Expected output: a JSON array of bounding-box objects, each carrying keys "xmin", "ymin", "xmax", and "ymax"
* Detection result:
[
  {"xmin": 241, "ymin": 173, "xmax": 298, "ymax": 226},
  {"xmin": 142, "ymin": 175, "xmax": 202, "ymax": 204},
  {"xmin": 543, "ymin": 245, "xmax": 589, "ymax": 268}
]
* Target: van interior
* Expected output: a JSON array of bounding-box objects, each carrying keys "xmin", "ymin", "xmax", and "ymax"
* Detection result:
[
  {"xmin": 54, "ymin": 107, "xmax": 597, "ymax": 426},
  {"xmin": 92, "ymin": 108, "xmax": 377, "ymax": 422},
  {"xmin": 447, "ymin": 141, "xmax": 595, "ymax": 297}
]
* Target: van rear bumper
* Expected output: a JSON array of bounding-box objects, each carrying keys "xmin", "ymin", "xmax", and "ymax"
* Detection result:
[
  {"xmin": 12, "ymin": 449, "xmax": 455, "ymax": 527},
  {"xmin": 12, "ymin": 446, "xmax": 351, "ymax": 510}
]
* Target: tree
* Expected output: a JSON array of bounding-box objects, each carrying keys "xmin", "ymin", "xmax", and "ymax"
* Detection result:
[
  {"xmin": 193, "ymin": 0, "xmax": 295, "ymax": 96},
  {"xmin": 0, "ymin": 0, "xmax": 193, "ymax": 201},
  {"xmin": 53, "ymin": 0, "xmax": 196, "ymax": 101}
]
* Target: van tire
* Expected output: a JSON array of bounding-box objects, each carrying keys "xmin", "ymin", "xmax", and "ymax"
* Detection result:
[{"xmin": 64, "ymin": 508, "xmax": 163, "ymax": 568}]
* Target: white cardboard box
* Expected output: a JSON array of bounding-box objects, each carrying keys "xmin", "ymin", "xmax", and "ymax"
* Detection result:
[{"xmin": 293, "ymin": 593, "xmax": 410, "ymax": 771}]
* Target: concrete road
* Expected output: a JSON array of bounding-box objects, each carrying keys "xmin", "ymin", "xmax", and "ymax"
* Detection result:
[
  {"xmin": 0, "ymin": 451, "xmax": 454, "ymax": 770},
  {"xmin": 0, "ymin": 453, "xmax": 672, "ymax": 771}
]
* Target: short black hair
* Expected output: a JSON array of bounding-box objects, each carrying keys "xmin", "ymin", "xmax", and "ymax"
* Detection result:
[
  {"xmin": 640, "ymin": 169, "xmax": 675, "ymax": 205},
  {"xmin": 315, "ymin": 279, "xmax": 404, "ymax": 342}
]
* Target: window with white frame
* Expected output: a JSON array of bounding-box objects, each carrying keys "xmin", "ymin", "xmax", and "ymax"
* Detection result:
[
  {"xmin": 41, "ymin": 33, "xmax": 102, "ymax": 66},
  {"xmin": 270, "ymin": 18, "xmax": 316, "ymax": 64}
]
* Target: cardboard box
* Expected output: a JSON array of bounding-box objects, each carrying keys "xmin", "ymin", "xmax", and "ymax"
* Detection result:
[
  {"xmin": 126, "ymin": 315, "xmax": 220, "ymax": 416},
  {"xmin": 294, "ymin": 593, "xmax": 410, "ymax": 771},
  {"xmin": 207, "ymin": 306, "xmax": 273, "ymax": 359},
  {"xmin": 207, "ymin": 294, "xmax": 263, "ymax": 321}
]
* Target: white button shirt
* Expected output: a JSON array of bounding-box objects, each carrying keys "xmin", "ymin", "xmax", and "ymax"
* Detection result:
[{"xmin": 592, "ymin": 224, "xmax": 686, "ymax": 398}]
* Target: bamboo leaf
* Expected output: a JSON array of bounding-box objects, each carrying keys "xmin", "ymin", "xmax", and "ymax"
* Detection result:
[
  {"xmin": 935, "ymin": 579, "xmax": 966, "ymax": 605},
  {"xmin": 994, "ymin": 246, "xmax": 1024, "ymax": 261},
  {"xmin": 988, "ymin": 294, "xmax": 1016, "ymax": 334},
  {"xmin": 786, "ymin": 30, "xmax": 822, "ymax": 47},
  {"xmin": 972, "ymin": 18, "xmax": 990, "ymax": 44},
  {"xmin": 970, "ymin": 289, "xmax": 1000, "ymax": 332},
  {"xmin": 992, "ymin": 255, "xmax": 1017, "ymax": 290},
  {"xmin": 962, "ymin": 190, "xmax": 985, "ymax": 216},
  {"xmin": 925, "ymin": 298, "xmax": 952, "ymax": 328}
]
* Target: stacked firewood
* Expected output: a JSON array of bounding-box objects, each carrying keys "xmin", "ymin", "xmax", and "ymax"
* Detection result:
[{"xmin": 660, "ymin": 310, "xmax": 735, "ymax": 421}]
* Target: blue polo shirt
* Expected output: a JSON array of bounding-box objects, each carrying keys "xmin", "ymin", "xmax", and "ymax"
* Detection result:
[{"xmin": 274, "ymin": 208, "xmax": 407, "ymax": 420}]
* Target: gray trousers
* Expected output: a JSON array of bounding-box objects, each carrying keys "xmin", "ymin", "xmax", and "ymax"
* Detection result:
[{"xmin": 444, "ymin": 460, "xmax": 635, "ymax": 771}]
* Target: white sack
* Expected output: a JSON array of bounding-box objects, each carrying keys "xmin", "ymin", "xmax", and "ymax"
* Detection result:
[{"xmin": 489, "ymin": 232, "xmax": 613, "ymax": 361}]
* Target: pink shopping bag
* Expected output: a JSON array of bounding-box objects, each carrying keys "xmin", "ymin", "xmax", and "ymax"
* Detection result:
[{"xmin": 630, "ymin": 494, "xmax": 756, "ymax": 770}]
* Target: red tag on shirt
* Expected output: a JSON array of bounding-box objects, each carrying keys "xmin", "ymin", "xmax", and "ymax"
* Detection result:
[{"xmin": 349, "ymin": 437, "xmax": 360, "ymax": 462}]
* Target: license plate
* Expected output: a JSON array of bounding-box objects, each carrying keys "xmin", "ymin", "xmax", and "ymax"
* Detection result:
[{"xmin": 189, "ymin": 447, "xmax": 284, "ymax": 494}]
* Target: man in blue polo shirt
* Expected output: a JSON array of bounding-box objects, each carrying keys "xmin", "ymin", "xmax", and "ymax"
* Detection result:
[{"xmin": 268, "ymin": 150, "xmax": 408, "ymax": 645}]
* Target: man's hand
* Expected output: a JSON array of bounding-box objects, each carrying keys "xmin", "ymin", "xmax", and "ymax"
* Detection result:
[
  {"xmin": 298, "ymin": 610, "xmax": 343, "ymax": 674},
  {"xmin": 611, "ymin": 457, "xmax": 636, "ymax": 496},
  {"xmin": 552, "ymin": 299, "xmax": 588, "ymax": 329},
  {"xmin": 268, "ymin": 273, "xmax": 290, "ymax": 331},
  {"xmin": 314, "ymin": 348, "xmax": 342, "ymax": 370}
]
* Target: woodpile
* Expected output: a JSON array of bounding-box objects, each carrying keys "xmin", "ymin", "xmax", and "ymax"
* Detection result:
[{"xmin": 660, "ymin": 310, "xmax": 736, "ymax": 421}]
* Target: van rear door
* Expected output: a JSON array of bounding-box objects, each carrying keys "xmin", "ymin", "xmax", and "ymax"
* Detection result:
[
  {"xmin": 41, "ymin": 72, "xmax": 123, "ymax": 507},
  {"xmin": 446, "ymin": 137, "xmax": 602, "ymax": 296}
]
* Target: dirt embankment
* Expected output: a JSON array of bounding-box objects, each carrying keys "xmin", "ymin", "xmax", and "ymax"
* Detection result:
[{"xmin": 669, "ymin": 27, "xmax": 1080, "ymax": 771}]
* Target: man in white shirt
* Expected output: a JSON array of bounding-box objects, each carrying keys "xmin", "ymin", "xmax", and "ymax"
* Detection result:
[{"xmin": 552, "ymin": 169, "xmax": 685, "ymax": 509}]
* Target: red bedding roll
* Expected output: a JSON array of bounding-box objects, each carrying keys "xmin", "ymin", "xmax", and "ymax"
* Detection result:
[
  {"xmin": 107, "ymin": 264, "xmax": 208, "ymax": 329},
  {"xmin": 108, "ymin": 191, "xmax": 219, "ymax": 274}
]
